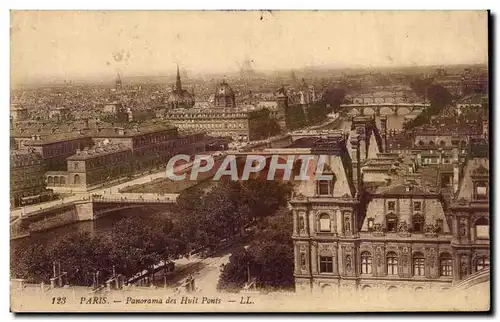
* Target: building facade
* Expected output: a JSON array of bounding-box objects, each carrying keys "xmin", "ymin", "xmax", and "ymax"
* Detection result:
[
  {"xmin": 289, "ymin": 133, "xmax": 490, "ymax": 294},
  {"xmin": 10, "ymin": 149, "xmax": 48, "ymax": 208}
]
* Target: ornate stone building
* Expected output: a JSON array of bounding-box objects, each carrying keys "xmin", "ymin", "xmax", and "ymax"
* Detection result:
[
  {"xmin": 165, "ymin": 80, "xmax": 283, "ymax": 142},
  {"xmin": 449, "ymin": 142, "xmax": 489, "ymax": 282},
  {"xmin": 289, "ymin": 134, "xmax": 359, "ymax": 294},
  {"xmin": 289, "ymin": 131, "xmax": 490, "ymax": 295}
]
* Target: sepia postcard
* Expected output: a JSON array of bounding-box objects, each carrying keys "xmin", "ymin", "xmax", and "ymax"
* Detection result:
[{"xmin": 9, "ymin": 10, "xmax": 490, "ymax": 313}]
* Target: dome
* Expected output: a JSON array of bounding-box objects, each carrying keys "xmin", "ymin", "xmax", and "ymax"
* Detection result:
[
  {"xmin": 214, "ymin": 81, "xmax": 236, "ymax": 108},
  {"xmin": 215, "ymin": 81, "xmax": 234, "ymax": 97}
]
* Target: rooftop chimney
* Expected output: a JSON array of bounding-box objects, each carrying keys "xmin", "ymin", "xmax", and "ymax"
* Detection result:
[
  {"xmin": 380, "ymin": 115, "xmax": 387, "ymax": 152},
  {"xmin": 452, "ymin": 148, "xmax": 460, "ymax": 194},
  {"xmin": 350, "ymin": 135, "xmax": 362, "ymax": 196}
]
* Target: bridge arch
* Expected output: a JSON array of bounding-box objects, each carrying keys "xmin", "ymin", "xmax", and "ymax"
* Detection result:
[
  {"xmin": 363, "ymin": 106, "xmax": 377, "ymax": 116},
  {"xmin": 396, "ymin": 106, "xmax": 412, "ymax": 116},
  {"xmin": 379, "ymin": 106, "xmax": 395, "ymax": 115}
]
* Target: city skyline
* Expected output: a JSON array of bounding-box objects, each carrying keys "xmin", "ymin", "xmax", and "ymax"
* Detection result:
[{"xmin": 11, "ymin": 11, "xmax": 488, "ymax": 85}]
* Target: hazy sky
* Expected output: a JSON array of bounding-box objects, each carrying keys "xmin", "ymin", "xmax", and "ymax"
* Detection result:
[{"xmin": 11, "ymin": 11, "xmax": 488, "ymax": 83}]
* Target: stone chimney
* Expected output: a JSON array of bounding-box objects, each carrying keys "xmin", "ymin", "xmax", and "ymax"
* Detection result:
[
  {"xmin": 482, "ymin": 120, "xmax": 488, "ymax": 138},
  {"xmin": 350, "ymin": 135, "xmax": 362, "ymax": 195},
  {"xmin": 380, "ymin": 115, "xmax": 387, "ymax": 152},
  {"xmin": 452, "ymin": 148, "xmax": 460, "ymax": 193}
]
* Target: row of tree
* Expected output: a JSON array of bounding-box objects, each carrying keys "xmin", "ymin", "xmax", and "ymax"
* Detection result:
[
  {"xmin": 11, "ymin": 178, "xmax": 293, "ymax": 286},
  {"xmin": 11, "ymin": 216, "xmax": 185, "ymax": 285},
  {"xmin": 404, "ymin": 81, "xmax": 453, "ymax": 130}
]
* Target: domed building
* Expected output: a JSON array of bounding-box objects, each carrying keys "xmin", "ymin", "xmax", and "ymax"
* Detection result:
[
  {"xmin": 214, "ymin": 80, "xmax": 236, "ymax": 108},
  {"xmin": 166, "ymin": 65, "xmax": 195, "ymax": 109}
]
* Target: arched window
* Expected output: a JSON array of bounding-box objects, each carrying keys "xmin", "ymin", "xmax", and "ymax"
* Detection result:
[
  {"xmin": 460, "ymin": 140, "xmax": 467, "ymax": 147},
  {"xmin": 47, "ymin": 176, "xmax": 53, "ymax": 185},
  {"xmin": 413, "ymin": 252, "xmax": 425, "ymax": 276},
  {"xmin": 440, "ymin": 253, "xmax": 453, "ymax": 276},
  {"xmin": 319, "ymin": 250, "xmax": 334, "ymax": 273},
  {"xmin": 74, "ymin": 174, "xmax": 81, "ymax": 185},
  {"xmin": 418, "ymin": 141, "xmax": 424, "ymax": 146},
  {"xmin": 412, "ymin": 214, "xmax": 424, "ymax": 233},
  {"xmin": 386, "ymin": 213, "xmax": 398, "ymax": 233},
  {"xmin": 60, "ymin": 177, "xmax": 66, "ymax": 185},
  {"xmin": 319, "ymin": 213, "xmax": 331, "ymax": 232},
  {"xmin": 386, "ymin": 252, "xmax": 398, "ymax": 275},
  {"xmin": 429, "ymin": 141, "xmax": 435, "ymax": 146},
  {"xmin": 475, "ymin": 217, "xmax": 489, "ymax": 239},
  {"xmin": 439, "ymin": 140, "xmax": 446, "ymax": 147},
  {"xmin": 475, "ymin": 256, "xmax": 490, "ymax": 272},
  {"xmin": 361, "ymin": 252, "xmax": 372, "ymax": 274},
  {"xmin": 54, "ymin": 176, "xmax": 60, "ymax": 186},
  {"xmin": 317, "ymin": 180, "xmax": 332, "ymax": 196}
]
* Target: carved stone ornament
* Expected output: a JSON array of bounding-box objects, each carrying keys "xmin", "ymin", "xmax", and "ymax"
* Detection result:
[
  {"xmin": 373, "ymin": 223, "xmax": 383, "ymax": 232},
  {"xmin": 424, "ymin": 223, "xmax": 438, "ymax": 236},
  {"xmin": 398, "ymin": 221, "xmax": 409, "ymax": 233},
  {"xmin": 426, "ymin": 248, "xmax": 436, "ymax": 268},
  {"xmin": 345, "ymin": 255, "xmax": 352, "ymax": 272},
  {"xmin": 376, "ymin": 247, "xmax": 383, "ymax": 267},
  {"xmin": 295, "ymin": 193, "xmax": 306, "ymax": 200}
]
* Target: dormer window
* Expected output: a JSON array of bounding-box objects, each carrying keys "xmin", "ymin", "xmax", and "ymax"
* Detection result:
[
  {"xmin": 317, "ymin": 180, "xmax": 332, "ymax": 196},
  {"xmin": 386, "ymin": 213, "xmax": 398, "ymax": 232},
  {"xmin": 367, "ymin": 218, "xmax": 374, "ymax": 231},
  {"xmin": 412, "ymin": 214, "xmax": 424, "ymax": 233}
]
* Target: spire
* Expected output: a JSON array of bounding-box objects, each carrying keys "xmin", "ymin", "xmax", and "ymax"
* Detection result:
[
  {"xmin": 116, "ymin": 72, "xmax": 122, "ymax": 89},
  {"xmin": 175, "ymin": 65, "xmax": 182, "ymax": 92}
]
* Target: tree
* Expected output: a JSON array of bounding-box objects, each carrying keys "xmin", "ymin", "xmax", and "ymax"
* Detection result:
[
  {"xmin": 11, "ymin": 243, "xmax": 53, "ymax": 283},
  {"xmin": 217, "ymin": 246, "xmax": 254, "ymax": 292},
  {"xmin": 217, "ymin": 209, "xmax": 295, "ymax": 292}
]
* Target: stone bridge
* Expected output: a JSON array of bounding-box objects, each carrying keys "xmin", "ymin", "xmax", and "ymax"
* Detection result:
[
  {"xmin": 341, "ymin": 103, "xmax": 429, "ymax": 116},
  {"xmin": 289, "ymin": 129, "xmax": 347, "ymax": 142},
  {"xmin": 10, "ymin": 193, "xmax": 179, "ymax": 239}
]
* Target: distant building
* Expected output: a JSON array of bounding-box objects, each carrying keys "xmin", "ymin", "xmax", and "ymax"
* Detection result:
[
  {"xmin": 213, "ymin": 81, "xmax": 236, "ymax": 108},
  {"xmin": 10, "ymin": 105, "xmax": 28, "ymax": 122},
  {"xmin": 165, "ymin": 80, "xmax": 283, "ymax": 142},
  {"xmin": 166, "ymin": 65, "xmax": 195, "ymax": 109}
]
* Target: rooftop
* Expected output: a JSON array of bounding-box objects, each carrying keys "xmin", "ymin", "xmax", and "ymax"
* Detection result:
[{"xmin": 67, "ymin": 143, "xmax": 131, "ymax": 160}]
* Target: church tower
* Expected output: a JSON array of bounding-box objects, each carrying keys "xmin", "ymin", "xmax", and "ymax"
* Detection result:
[
  {"xmin": 115, "ymin": 72, "xmax": 123, "ymax": 91},
  {"xmin": 175, "ymin": 64, "xmax": 182, "ymax": 92}
]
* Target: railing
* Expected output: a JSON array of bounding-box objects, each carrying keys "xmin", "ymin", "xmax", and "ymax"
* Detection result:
[
  {"xmin": 92, "ymin": 196, "xmax": 178, "ymax": 204},
  {"xmin": 453, "ymin": 268, "xmax": 490, "ymax": 290}
]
